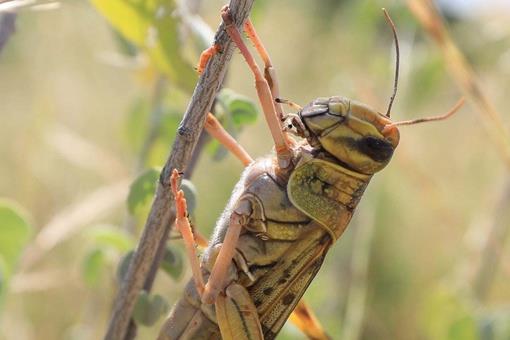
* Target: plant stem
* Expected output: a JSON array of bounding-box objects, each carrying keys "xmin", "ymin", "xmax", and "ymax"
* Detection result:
[{"xmin": 104, "ymin": 1, "xmax": 255, "ymax": 339}]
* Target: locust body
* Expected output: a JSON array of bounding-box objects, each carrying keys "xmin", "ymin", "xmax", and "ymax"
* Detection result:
[
  {"xmin": 159, "ymin": 97, "xmax": 399, "ymax": 339},
  {"xmin": 158, "ymin": 6, "xmax": 461, "ymax": 340}
]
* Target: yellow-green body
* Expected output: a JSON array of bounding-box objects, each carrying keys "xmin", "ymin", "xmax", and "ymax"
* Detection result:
[{"xmin": 159, "ymin": 96, "xmax": 399, "ymax": 339}]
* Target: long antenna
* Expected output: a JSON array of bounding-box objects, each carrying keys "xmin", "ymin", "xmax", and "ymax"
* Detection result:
[
  {"xmin": 382, "ymin": 8, "xmax": 400, "ymax": 118},
  {"xmin": 384, "ymin": 97, "xmax": 465, "ymax": 130}
]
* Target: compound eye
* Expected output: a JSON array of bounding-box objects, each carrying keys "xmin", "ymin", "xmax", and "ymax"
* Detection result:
[{"xmin": 358, "ymin": 136, "xmax": 394, "ymax": 163}]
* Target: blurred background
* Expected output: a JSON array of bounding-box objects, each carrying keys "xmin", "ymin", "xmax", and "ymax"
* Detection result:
[{"xmin": 1, "ymin": 0, "xmax": 510, "ymax": 339}]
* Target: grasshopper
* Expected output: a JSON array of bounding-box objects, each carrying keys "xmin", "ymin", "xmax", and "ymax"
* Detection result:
[{"xmin": 158, "ymin": 6, "xmax": 463, "ymax": 340}]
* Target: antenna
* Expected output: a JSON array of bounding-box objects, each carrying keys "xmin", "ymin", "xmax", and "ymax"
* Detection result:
[
  {"xmin": 275, "ymin": 97, "xmax": 303, "ymax": 111},
  {"xmin": 382, "ymin": 8, "xmax": 400, "ymax": 118},
  {"xmin": 383, "ymin": 98, "xmax": 465, "ymax": 131}
]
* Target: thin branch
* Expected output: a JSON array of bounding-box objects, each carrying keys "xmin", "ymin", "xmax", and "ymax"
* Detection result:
[
  {"xmin": 125, "ymin": 5, "xmax": 216, "ymax": 338},
  {"xmin": 123, "ymin": 73, "xmax": 170, "ymax": 340},
  {"xmin": 104, "ymin": 1, "xmax": 255, "ymax": 339}
]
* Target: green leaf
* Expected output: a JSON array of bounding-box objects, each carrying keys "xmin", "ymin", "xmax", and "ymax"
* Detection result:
[
  {"xmin": 160, "ymin": 246, "xmax": 183, "ymax": 281},
  {"xmin": 133, "ymin": 290, "xmax": 170, "ymax": 327},
  {"xmin": 117, "ymin": 250, "xmax": 135, "ymax": 284},
  {"xmin": 127, "ymin": 167, "xmax": 161, "ymax": 216},
  {"xmin": 216, "ymin": 89, "xmax": 259, "ymax": 127},
  {"xmin": 82, "ymin": 248, "xmax": 106, "ymax": 287},
  {"xmin": 87, "ymin": 225, "xmax": 135, "ymax": 252},
  {"xmin": 0, "ymin": 199, "xmax": 33, "ymax": 276},
  {"xmin": 90, "ymin": 0, "xmax": 197, "ymax": 92}
]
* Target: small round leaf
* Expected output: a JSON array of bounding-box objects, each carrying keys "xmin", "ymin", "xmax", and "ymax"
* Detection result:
[
  {"xmin": 217, "ymin": 88, "xmax": 258, "ymax": 127},
  {"xmin": 127, "ymin": 167, "xmax": 161, "ymax": 216},
  {"xmin": 82, "ymin": 248, "xmax": 106, "ymax": 287},
  {"xmin": 133, "ymin": 290, "xmax": 170, "ymax": 327},
  {"xmin": 116, "ymin": 250, "xmax": 135, "ymax": 284},
  {"xmin": 160, "ymin": 246, "xmax": 183, "ymax": 281}
]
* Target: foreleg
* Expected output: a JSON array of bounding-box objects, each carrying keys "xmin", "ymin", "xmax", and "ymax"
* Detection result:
[{"xmin": 221, "ymin": 6, "xmax": 292, "ymax": 169}]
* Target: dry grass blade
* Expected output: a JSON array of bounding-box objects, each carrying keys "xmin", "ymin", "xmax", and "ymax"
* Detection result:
[
  {"xmin": 472, "ymin": 180, "xmax": 510, "ymax": 301},
  {"xmin": 407, "ymin": 0, "xmax": 510, "ymax": 303},
  {"xmin": 46, "ymin": 124, "xmax": 127, "ymax": 180},
  {"xmin": 20, "ymin": 180, "xmax": 130, "ymax": 270},
  {"xmin": 407, "ymin": 0, "xmax": 510, "ymax": 168}
]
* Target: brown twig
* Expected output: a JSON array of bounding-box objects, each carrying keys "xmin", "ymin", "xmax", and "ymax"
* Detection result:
[
  {"xmin": 123, "ymin": 75, "xmax": 169, "ymax": 340},
  {"xmin": 104, "ymin": 1, "xmax": 255, "ymax": 339}
]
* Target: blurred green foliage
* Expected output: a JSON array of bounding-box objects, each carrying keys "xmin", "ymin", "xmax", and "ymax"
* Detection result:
[
  {"xmin": 91, "ymin": 0, "xmax": 196, "ymax": 91},
  {"xmin": 0, "ymin": 200, "xmax": 32, "ymax": 307}
]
